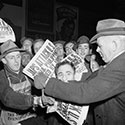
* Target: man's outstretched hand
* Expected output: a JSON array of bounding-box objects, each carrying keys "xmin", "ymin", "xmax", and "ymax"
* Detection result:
[{"xmin": 34, "ymin": 72, "xmax": 48, "ymax": 89}]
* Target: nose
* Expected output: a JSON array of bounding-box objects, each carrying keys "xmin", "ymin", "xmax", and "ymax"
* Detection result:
[
  {"xmin": 62, "ymin": 75, "xmax": 68, "ymax": 82},
  {"xmin": 14, "ymin": 57, "xmax": 19, "ymax": 64}
]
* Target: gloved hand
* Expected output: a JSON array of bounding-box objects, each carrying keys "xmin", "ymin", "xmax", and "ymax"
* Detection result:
[{"xmin": 34, "ymin": 71, "xmax": 48, "ymax": 89}]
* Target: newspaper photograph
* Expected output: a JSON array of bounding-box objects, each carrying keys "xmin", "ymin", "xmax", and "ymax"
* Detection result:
[{"xmin": 23, "ymin": 39, "xmax": 58, "ymax": 84}]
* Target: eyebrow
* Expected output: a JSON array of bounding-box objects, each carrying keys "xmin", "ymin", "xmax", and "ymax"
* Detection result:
[{"xmin": 66, "ymin": 71, "xmax": 72, "ymax": 74}]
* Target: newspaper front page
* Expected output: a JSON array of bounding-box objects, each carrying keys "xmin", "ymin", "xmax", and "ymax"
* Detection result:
[{"xmin": 23, "ymin": 39, "xmax": 58, "ymax": 83}]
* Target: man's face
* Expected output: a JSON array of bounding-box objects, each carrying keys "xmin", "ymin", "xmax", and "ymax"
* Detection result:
[
  {"xmin": 65, "ymin": 42, "xmax": 74, "ymax": 56},
  {"xmin": 96, "ymin": 36, "xmax": 114, "ymax": 63},
  {"xmin": 57, "ymin": 64, "xmax": 75, "ymax": 82},
  {"xmin": 4, "ymin": 51, "xmax": 21, "ymax": 72},
  {"xmin": 34, "ymin": 41, "xmax": 44, "ymax": 54},
  {"xmin": 55, "ymin": 43, "xmax": 64, "ymax": 56},
  {"xmin": 77, "ymin": 43, "xmax": 90, "ymax": 59}
]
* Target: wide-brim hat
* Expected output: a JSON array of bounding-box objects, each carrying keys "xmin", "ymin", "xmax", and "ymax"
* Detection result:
[
  {"xmin": 90, "ymin": 19, "xmax": 125, "ymax": 43},
  {"xmin": 0, "ymin": 40, "xmax": 25, "ymax": 60}
]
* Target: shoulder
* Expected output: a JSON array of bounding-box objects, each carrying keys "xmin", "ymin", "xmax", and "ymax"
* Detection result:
[{"xmin": 108, "ymin": 53, "xmax": 125, "ymax": 71}]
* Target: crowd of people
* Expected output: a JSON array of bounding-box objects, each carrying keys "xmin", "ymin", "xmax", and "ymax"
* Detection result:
[{"xmin": 0, "ymin": 17, "xmax": 125, "ymax": 125}]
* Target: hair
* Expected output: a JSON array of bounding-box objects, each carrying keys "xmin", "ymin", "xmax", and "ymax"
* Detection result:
[
  {"xmin": 21, "ymin": 50, "xmax": 33, "ymax": 58},
  {"xmin": 20, "ymin": 37, "xmax": 33, "ymax": 46},
  {"xmin": 33, "ymin": 38, "xmax": 44, "ymax": 46},
  {"xmin": 53, "ymin": 40, "xmax": 65, "ymax": 46},
  {"xmin": 55, "ymin": 60, "xmax": 76, "ymax": 77}
]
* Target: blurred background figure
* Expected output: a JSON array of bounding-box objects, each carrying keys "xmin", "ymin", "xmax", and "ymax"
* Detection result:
[
  {"xmin": 21, "ymin": 51, "xmax": 33, "ymax": 67},
  {"xmin": 64, "ymin": 40, "xmax": 77, "ymax": 56},
  {"xmin": 20, "ymin": 37, "xmax": 33, "ymax": 54},
  {"xmin": 33, "ymin": 38, "xmax": 44, "ymax": 55},
  {"xmin": 53, "ymin": 40, "xmax": 65, "ymax": 63}
]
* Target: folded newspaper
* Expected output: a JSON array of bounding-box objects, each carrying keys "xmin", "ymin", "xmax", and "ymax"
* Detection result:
[{"xmin": 23, "ymin": 40, "xmax": 89, "ymax": 125}]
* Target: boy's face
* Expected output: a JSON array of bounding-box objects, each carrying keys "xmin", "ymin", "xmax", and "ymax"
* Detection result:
[
  {"xmin": 34, "ymin": 41, "xmax": 44, "ymax": 54},
  {"xmin": 77, "ymin": 43, "xmax": 90, "ymax": 59},
  {"xmin": 3, "ymin": 51, "xmax": 21, "ymax": 72},
  {"xmin": 57, "ymin": 64, "xmax": 75, "ymax": 82},
  {"xmin": 55, "ymin": 43, "xmax": 64, "ymax": 56},
  {"xmin": 22, "ymin": 53, "xmax": 31, "ymax": 66},
  {"xmin": 23, "ymin": 40, "xmax": 32, "ymax": 52}
]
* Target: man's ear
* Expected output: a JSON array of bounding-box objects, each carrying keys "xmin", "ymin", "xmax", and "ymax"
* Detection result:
[
  {"xmin": 1, "ymin": 58, "xmax": 7, "ymax": 64},
  {"xmin": 112, "ymin": 40, "xmax": 117, "ymax": 52}
]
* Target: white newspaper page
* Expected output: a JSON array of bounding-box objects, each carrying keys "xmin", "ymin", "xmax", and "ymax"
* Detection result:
[
  {"xmin": 23, "ymin": 39, "xmax": 58, "ymax": 84},
  {"xmin": 56, "ymin": 102, "xmax": 89, "ymax": 125},
  {"xmin": 47, "ymin": 101, "xmax": 89, "ymax": 125}
]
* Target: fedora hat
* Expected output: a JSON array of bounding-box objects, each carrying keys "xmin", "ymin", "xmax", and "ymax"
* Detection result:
[
  {"xmin": 0, "ymin": 40, "xmax": 25, "ymax": 60},
  {"xmin": 90, "ymin": 19, "xmax": 125, "ymax": 43}
]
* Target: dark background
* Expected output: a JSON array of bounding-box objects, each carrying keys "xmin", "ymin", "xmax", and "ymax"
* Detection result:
[
  {"xmin": 56, "ymin": 0, "xmax": 125, "ymax": 38},
  {"xmin": 1, "ymin": 0, "xmax": 125, "ymax": 40}
]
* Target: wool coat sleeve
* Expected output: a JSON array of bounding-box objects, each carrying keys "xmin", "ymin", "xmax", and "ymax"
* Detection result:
[{"xmin": 44, "ymin": 56, "xmax": 125, "ymax": 104}]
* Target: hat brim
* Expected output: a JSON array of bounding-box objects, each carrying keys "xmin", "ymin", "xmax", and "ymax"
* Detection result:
[
  {"xmin": 0, "ymin": 48, "xmax": 26, "ymax": 61},
  {"xmin": 90, "ymin": 31, "xmax": 125, "ymax": 43}
]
